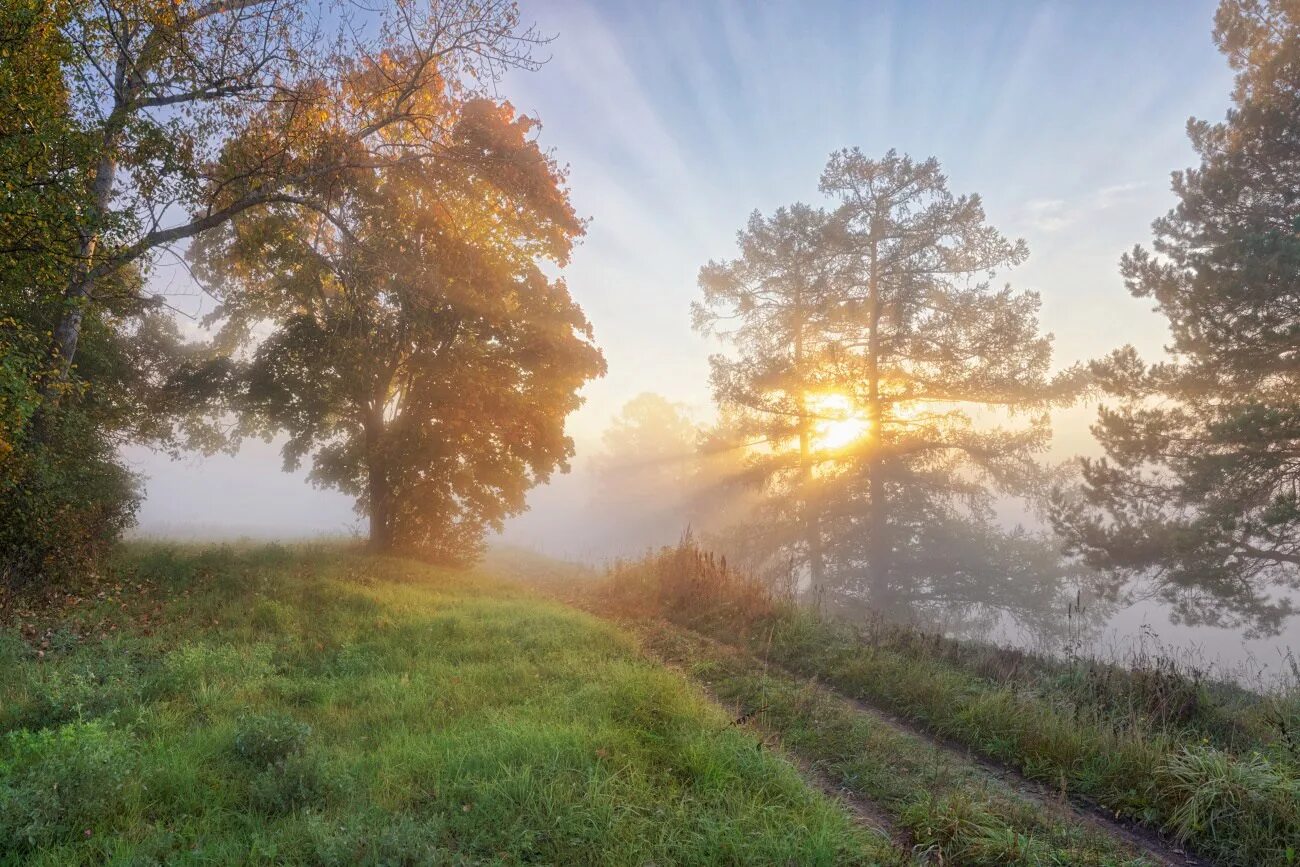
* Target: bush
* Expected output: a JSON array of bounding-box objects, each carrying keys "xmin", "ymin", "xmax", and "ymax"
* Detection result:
[
  {"xmin": 248, "ymin": 751, "xmax": 335, "ymax": 815},
  {"xmin": 0, "ymin": 392, "xmax": 140, "ymax": 588},
  {"xmin": 1159, "ymin": 746, "xmax": 1300, "ymax": 863}
]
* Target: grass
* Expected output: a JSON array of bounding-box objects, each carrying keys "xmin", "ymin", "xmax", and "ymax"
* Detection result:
[
  {"xmin": 637, "ymin": 621, "xmax": 1158, "ymax": 866},
  {"xmin": 593, "ymin": 540, "xmax": 1300, "ymax": 867},
  {"xmin": 0, "ymin": 543, "xmax": 901, "ymax": 866}
]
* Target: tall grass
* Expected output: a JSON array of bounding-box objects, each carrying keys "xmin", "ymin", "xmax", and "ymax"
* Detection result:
[{"xmin": 599, "ymin": 539, "xmax": 1300, "ymax": 867}]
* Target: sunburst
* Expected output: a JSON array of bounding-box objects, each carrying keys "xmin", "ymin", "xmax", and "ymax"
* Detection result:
[{"xmin": 809, "ymin": 393, "xmax": 870, "ymax": 450}]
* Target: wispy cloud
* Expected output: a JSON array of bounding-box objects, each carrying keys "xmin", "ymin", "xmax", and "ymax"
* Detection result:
[{"xmin": 1021, "ymin": 182, "xmax": 1150, "ymax": 233}]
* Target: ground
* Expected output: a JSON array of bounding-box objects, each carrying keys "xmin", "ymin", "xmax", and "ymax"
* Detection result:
[
  {"xmin": 4, "ymin": 544, "xmax": 1293, "ymax": 866},
  {"xmin": 0, "ymin": 545, "xmax": 895, "ymax": 866}
]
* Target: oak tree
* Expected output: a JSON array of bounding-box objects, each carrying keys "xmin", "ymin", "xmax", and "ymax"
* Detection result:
[
  {"xmin": 193, "ymin": 96, "xmax": 604, "ymax": 561},
  {"xmin": 41, "ymin": 0, "xmax": 544, "ymax": 384}
]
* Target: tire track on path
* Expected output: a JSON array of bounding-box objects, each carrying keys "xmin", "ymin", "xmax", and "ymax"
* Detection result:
[{"xmin": 644, "ymin": 619, "xmax": 1207, "ymax": 867}]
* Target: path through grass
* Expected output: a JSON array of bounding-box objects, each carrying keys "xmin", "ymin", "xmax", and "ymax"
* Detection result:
[{"xmin": 0, "ymin": 544, "xmax": 900, "ymax": 866}]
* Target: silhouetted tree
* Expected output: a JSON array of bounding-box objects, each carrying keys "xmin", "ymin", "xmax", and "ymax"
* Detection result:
[
  {"xmin": 694, "ymin": 204, "xmax": 842, "ymax": 589},
  {"xmin": 819, "ymin": 149, "xmax": 1080, "ymax": 617},
  {"xmin": 1052, "ymin": 0, "xmax": 1300, "ymax": 634},
  {"xmin": 698, "ymin": 151, "xmax": 1082, "ymax": 623}
]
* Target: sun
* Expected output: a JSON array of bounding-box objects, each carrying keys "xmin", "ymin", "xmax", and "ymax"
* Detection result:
[{"xmin": 809, "ymin": 393, "xmax": 870, "ymax": 450}]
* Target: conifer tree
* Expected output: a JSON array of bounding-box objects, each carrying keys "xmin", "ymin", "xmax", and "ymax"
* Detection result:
[
  {"xmin": 1053, "ymin": 0, "xmax": 1300, "ymax": 632},
  {"xmin": 698, "ymin": 151, "xmax": 1081, "ymax": 621}
]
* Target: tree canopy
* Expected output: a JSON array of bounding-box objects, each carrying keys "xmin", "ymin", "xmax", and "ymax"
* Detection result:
[
  {"xmin": 696, "ymin": 150, "xmax": 1084, "ymax": 625},
  {"xmin": 0, "ymin": 0, "xmax": 579, "ymax": 583},
  {"xmin": 193, "ymin": 95, "xmax": 604, "ymax": 562}
]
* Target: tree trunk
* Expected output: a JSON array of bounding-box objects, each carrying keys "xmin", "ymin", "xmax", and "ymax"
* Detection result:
[
  {"xmin": 364, "ymin": 406, "xmax": 393, "ymax": 553},
  {"xmin": 865, "ymin": 233, "xmax": 893, "ymax": 614},
  {"xmin": 797, "ymin": 392, "xmax": 825, "ymax": 592},
  {"xmin": 794, "ymin": 313, "xmax": 825, "ymax": 594},
  {"xmin": 47, "ymin": 48, "xmax": 128, "ymax": 390}
]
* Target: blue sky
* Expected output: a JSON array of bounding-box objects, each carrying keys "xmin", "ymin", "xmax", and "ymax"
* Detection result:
[{"xmin": 128, "ymin": 0, "xmax": 1236, "ymax": 537}]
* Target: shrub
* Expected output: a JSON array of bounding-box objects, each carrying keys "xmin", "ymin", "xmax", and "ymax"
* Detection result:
[
  {"xmin": 0, "ymin": 395, "xmax": 140, "ymax": 589},
  {"xmin": 1159, "ymin": 746, "xmax": 1300, "ymax": 864},
  {"xmin": 248, "ymin": 751, "xmax": 335, "ymax": 815}
]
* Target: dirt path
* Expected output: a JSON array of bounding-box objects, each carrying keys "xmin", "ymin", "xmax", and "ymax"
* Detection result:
[
  {"xmin": 651, "ymin": 621, "xmax": 1208, "ymax": 867},
  {"xmin": 700, "ymin": 675, "xmax": 916, "ymax": 857},
  {"xmin": 775, "ymin": 659, "xmax": 1204, "ymax": 867}
]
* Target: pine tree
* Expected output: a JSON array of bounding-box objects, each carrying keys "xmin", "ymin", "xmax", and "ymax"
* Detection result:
[
  {"xmin": 819, "ymin": 149, "xmax": 1076, "ymax": 617},
  {"xmin": 693, "ymin": 204, "xmax": 842, "ymax": 590},
  {"xmin": 1052, "ymin": 0, "xmax": 1300, "ymax": 633},
  {"xmin": 698, "ymin": 151, "xmax": 1081, "ymax": 622}
]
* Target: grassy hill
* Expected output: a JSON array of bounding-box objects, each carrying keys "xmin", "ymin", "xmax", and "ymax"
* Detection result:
[{"xmin": 0, "ymin": 544, "xmax": 897, "ymax": 866}]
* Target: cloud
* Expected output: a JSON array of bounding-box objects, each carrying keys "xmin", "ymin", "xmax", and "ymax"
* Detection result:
[{"xmin": 1021, "ymin": 182, "xmax": 1149, "ymax": 234}]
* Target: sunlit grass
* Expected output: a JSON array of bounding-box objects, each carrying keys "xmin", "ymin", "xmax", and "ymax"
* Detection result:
[
  {"xmin": 637, "ymin": 622, "xmax": 1157, "ymax": 866},
  {"xmin": 0, "ymin": 543, "xmax": 897, "ymax": 866},
  {"xmin": 593, "ymin": 541, "xmax": 1300, "ymax": 867}
]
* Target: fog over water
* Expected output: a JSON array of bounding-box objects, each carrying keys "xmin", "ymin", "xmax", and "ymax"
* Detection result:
[{"xmin": 126, "ymin": 431, "xmax": 1300, "ymax": 685}]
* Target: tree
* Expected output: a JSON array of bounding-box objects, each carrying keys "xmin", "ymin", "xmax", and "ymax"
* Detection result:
[
  {"xmin": 698, "ymin": 150, "xmax": 1082, "ymax": 623},
  {"xmin": 1052, "ymin": 0, "xmax": 1300, "ymax": 634},
  {"xmin": 694, "ymin": 204, "xmax": 842, "ymax": 589},
  {"xmin": 192, "ymin": 96, "xmax": 603, "ymax": 562},
  {"xmin": 588, "ymin": 393, "xmax": 701, "ymax": 552},
  {"xmin": 40, "ymin": 0, "xmax": 543, "ymax": 386},
  {"xmin": 818, "ymin": 149, "xmax": 1080, "ymax": 617},
  {"xmin": 0, "ymin": 0, "xmax": 546, "ymax": 584},
  {"xmin": 0, "ymin": 1, "xmax": 151, "ymax": 583}
]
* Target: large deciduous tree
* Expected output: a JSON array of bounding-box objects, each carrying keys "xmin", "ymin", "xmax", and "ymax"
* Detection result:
[
  {"xmin": 193, "ymin": 97, "xmax": 604, "ymax": 562},
  {"xmin": 1, "ymin": 0, "xmax": 546, "ymax": 584},
  {"xmin": 1052, "ymin": 0, "xmax": 1300, "ymax": 634},
  {"xmin": 44, "ymin": 0, "xmax": 542, "ymax": 384}
]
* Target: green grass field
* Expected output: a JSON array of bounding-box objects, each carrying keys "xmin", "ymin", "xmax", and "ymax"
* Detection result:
[
  {"xmin": 0, "ymin": 544, "xmax": 899, "ymax": 866},
  {"xmin": 591, "ymin": 541, "xmax": 1300, "ymax": 867}
]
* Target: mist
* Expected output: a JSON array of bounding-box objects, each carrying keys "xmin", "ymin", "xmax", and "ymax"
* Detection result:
[{"xmin": 73, "ymin": 0, "xmax": 1287, "ymax": 699}]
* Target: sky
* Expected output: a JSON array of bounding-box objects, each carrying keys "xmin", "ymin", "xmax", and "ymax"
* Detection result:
[{"xmin": 126, "ymin": 0, "xmax": 1236, "ymax": 541}]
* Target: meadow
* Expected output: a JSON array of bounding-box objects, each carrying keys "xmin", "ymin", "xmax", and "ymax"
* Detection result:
[
  {"xmin": 586, "ymin": 541, "xmax": 1300, "ymax": 867},
  {"xmin": 0, "ymin": 544, "xmax": 897, "ymax": 866}
]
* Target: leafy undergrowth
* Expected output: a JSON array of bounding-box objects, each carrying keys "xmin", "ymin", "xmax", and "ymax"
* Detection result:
[
  {"xmin": 593, "ymin": 541, "xmax": 1300, "ymax": 867},
  {"xmin": 0, "ymin": 543, "xmax": 901, "ymax": 866},
  {"xmin": 637, "ymin": 621, "xmax": 1158, "ymax": 866}
]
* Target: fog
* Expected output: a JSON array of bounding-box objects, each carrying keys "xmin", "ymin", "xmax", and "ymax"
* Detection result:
[
  {"xmin": 120, "ymin": 0, "xmax": 1299, "ymax": 680},
  {"xmin": 125, "ymin": 425, "xmax": 1300, "ymax": 684}
]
